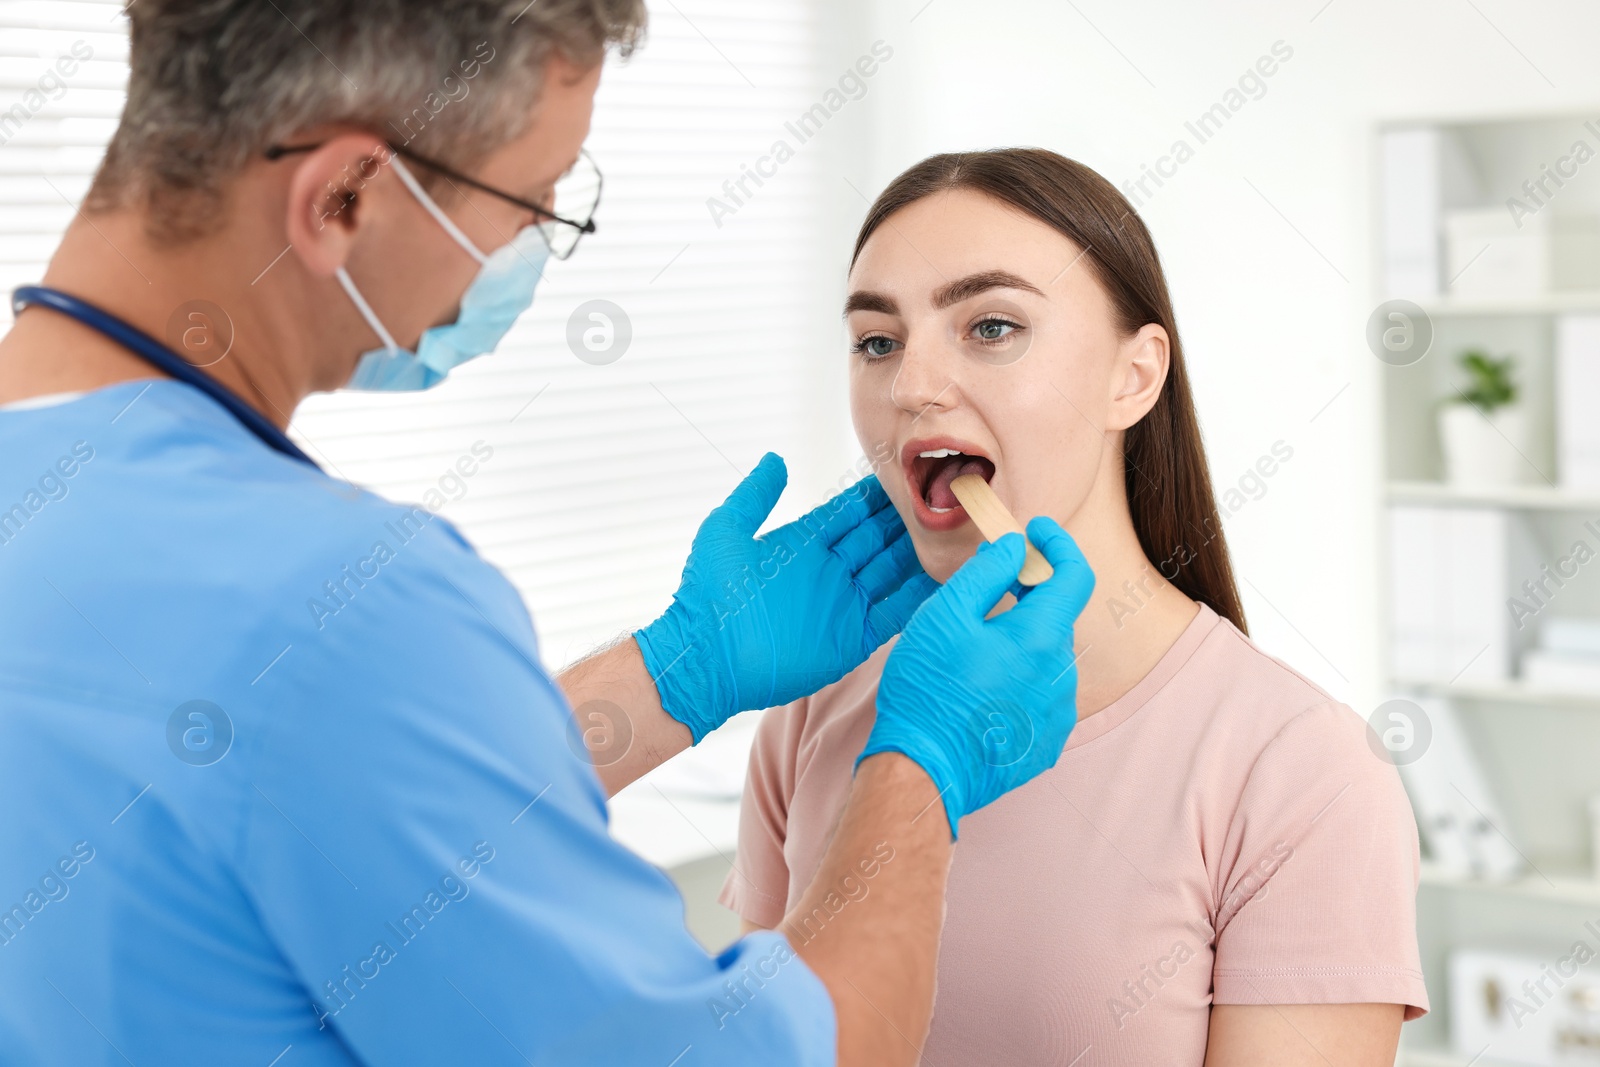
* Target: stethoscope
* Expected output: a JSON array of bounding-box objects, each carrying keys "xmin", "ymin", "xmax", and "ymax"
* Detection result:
[{"xmin": 10, "ymin": 285, "xmax": 318, "ymax": 469}]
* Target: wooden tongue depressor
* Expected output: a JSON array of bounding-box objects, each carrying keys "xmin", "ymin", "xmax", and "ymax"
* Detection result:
[{"xmin": 949, "ymin": 473, "xmax": 1054, "ymax": 586}]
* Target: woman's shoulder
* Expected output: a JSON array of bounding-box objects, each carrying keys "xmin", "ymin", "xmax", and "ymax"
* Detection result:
[
  {"xmin": 1095, "ymin": 602, "xmax": 1391, "ymax": 815},
  {"xmin": 1184, "ymin": 606, "xmax": 1367, "ymax": 742},
  {"xmin": 1169, "ymin": 609, "xmax": 1404, "ymax": 828}
]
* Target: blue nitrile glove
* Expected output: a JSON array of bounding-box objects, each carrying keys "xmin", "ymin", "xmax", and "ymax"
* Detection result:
[
  {"xmin": 634, "ymin": 452, "xmax": 938, "ymax": 743},
  {"xmin": 859, "ymin": 516, "xmax": 1096, "ymax": 838}
]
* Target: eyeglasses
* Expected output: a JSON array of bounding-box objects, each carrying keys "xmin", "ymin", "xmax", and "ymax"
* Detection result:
[{"xmin": 263, "ymin": 141, "xmax": 602, "ymax": 260}]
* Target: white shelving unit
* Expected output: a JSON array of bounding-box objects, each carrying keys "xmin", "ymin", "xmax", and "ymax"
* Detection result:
[
  {"xmin": 1402, "ymin": 678, "xmax": 1600, "ymax": 708},
  {"xmin": 1420, "ymin": 862, "xmax": 1600, "ymax": 909},
  {"xmin": 1378, "ymin": 112, "xmax": 1600, "ymax": 1067},
  {"xmin": 1388, "ymin": 479, "xmax": 1600, "ymax": 512},
  {"xmin": 1406, "ymin": 1049, "xmax": 1528, "ymax": 1067},
  {"xmin": 1415, "ymin": 292, "xmax": 1600, "ymax": 317}
]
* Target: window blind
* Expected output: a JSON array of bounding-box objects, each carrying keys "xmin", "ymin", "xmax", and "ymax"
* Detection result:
[
  {"xmin": 0, "ymin": 2, "xmax": 129, "ymax": 306},
  {"xmin": 1, "ymin": 0, "xmax": 846, "ymax": 669}
]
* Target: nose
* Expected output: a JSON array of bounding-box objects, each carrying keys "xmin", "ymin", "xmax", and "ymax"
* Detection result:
[{"xmin": 890, "ymin": 333, "xmax": 964, "ymax": 418}]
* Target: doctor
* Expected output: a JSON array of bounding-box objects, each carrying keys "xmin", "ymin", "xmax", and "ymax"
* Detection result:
[{"xmin": 0, "ymin": 2, "xmax": 1093, "ymax": 1064}]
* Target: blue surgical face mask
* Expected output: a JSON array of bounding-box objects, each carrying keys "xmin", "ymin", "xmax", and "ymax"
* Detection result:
[{"xmin": 336, "ymin": 155, "xmax": 551, "ymax": 391}]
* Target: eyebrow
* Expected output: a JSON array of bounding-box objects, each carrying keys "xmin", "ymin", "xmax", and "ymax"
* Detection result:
[{"xmin": 843, "ymin": 269, "xmax": 1046, "ymax": 317}]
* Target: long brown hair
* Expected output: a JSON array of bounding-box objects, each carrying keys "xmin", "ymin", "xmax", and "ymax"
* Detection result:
[{"xmin": 849, "ymin": 148, "xmax": 1248, "ymax": 634}]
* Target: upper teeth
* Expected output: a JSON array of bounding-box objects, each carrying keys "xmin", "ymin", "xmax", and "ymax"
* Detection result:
[{"xmin": 919, "ymin": 448, "xmax": 967, "ymax": 458}]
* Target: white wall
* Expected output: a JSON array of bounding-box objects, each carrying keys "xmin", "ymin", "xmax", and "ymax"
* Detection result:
[{"xmin": 827, "ymin": 0, "xmax": 1600, "ymax": 711}]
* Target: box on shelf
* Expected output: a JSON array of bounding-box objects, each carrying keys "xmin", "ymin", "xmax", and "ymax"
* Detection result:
[
  {"xmin": 1382, "ymin": 127, "xmax": 1447, "ymax": 298},
  {"xmin": 1523, "ymin": 649, "xmax": 1600, "ymax": 692},
  {"xmin": 1542, "ymin": 618, "xmax": 1600, "ymax": 658},
  {"xmin": 1554, "ymin": 215, "xmax": 1600, "ymax": 291},
  {"xmin": 1389, "ymin": 506, "xmax": 1513, "ymax": 685},
  {"xmin": 1446, "ymin": 208, "xmax": 1550, "ymax": 297},
  {"xmin": 1398, "ymin": 695, "xmax": 1524, "ymax": 882},
  {"xmin": 1557, "ymin": 316, "xmax": 1600, "ymax": 491},
  {"xmin": 1450, "ymin": 947, "xmax": 1600, "ymax": 1066},
  {"xmin": 1523, "ymin": 613, "xmax": 1600, "ymax": 692},
  {"xmin": 1381, "ymin": 126, "xmax": 1489, "ymax": 298},
  {"xmin": 1444, "ymin": 207, "xmax": 1600, "ymax": 298},
  {"xmin": 1590, "ymin": 794, "xmax": 1600, "ymax": 884}
]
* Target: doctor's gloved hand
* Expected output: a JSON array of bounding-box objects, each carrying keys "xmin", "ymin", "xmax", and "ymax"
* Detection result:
[
  {"xmin": 859, "ymin": 517, "xmax": 1096, "ymax": 838},
  {"xmin": 633, "ymin": 452, "xmax": 937, "ymax": 744}
]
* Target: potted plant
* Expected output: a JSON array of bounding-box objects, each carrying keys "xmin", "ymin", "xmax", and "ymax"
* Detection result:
[{"xmin": 1437, "ymin": 348, "xmax": 1527, "ymax": 487}]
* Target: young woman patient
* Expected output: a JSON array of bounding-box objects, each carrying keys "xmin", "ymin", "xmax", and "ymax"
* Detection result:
[{"xmin": 719, "ymin": 149, "xmax": 1427, "ymax": 1065}]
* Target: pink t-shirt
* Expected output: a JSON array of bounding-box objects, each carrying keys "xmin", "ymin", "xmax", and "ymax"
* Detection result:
[{"xmin": 719, "ymin": 601, "xmax": 1428, "ymax": 1064}]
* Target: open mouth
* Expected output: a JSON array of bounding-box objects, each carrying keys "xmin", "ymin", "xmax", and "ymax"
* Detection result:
[{"xmin": 903, "ymin": 439, "xmax": 996, "ymax": 531}]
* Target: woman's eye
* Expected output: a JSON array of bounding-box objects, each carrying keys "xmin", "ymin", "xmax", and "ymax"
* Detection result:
[
  {"xmin": 854, "ymin": 335, "xmax": 899, "ymax": 359},
  {"xmin": 972, "ymin": 318, "xmax": 1020, "ymax": 343}
]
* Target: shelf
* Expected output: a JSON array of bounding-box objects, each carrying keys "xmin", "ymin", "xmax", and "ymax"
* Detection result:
[
  {"xmin": 1402, "ymin": 1044, "xmax": 1527, "ymax": 1067},
  {"xmin": 1379, "ymin": 116, "xmax": 1600, "ymax": 1067},
  {"xmin": 1387, "ymin": 480, "xmax": 1600, "ymax": 512},
  {"xmin": 1419, "ymin": 861, "xmax": 1600, "ymax": 906},
  {"xmin": 1414, "ymin": 291, "xmax": 1600, "ymax": 316},
  {"xmin": 1394, "ymin": 678, "xmax": 1600, "ymax": 707}
]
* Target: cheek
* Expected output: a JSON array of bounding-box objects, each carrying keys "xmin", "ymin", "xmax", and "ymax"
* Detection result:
[
  {"xmin": 999, "ymin": 376, "xmax": 1109, "ymax": 520},
  {"xmin": 848, "ymin": 371, "xmax": 896, "ymax": 477},
  {"xmin": 355, "ymin": 227, "xmax": 482, "ymax": 339}
]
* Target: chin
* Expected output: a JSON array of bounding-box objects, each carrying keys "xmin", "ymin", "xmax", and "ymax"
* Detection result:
[{"xmin": 913, "ymin": 540, "xmax": 975, "ymax": 587}]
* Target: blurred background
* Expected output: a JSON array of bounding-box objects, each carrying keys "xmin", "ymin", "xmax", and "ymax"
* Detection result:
[{"xmin": 8, "ymin": 0, "xmax": 1600, "ymax": 1062}]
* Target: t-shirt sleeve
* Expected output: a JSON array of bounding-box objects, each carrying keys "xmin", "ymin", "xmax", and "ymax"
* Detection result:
[
  {"xmin": 1210, "ymin": 701, "xmax": 1429, "ymax": 1020},
  {"xmin": 236, "ymin": 523, "xmax": 835, "ymax": 1066},
  {"xmin": 718, "ymin": 699, "xmax": 806, "ymax": 929}
]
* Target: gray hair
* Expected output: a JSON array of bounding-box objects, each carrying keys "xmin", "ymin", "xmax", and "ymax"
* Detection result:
[{"xmin": 88, "ymin": 0, "xmax": 647, "ymax": 242}]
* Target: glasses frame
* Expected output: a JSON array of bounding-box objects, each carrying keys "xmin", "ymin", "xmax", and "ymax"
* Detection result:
[{"xmin": 263, "ymin": 141, "xmax": 601, "ymax": 260}]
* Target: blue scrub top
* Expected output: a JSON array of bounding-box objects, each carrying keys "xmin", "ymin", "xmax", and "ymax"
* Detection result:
[{"xmin": 0, "ymin": 379, "xmax": 834, "ymax": 1066}]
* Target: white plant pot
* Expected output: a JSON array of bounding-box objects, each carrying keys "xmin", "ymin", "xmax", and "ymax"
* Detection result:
[{"xmin": 1438, "ymin": 402, "xmax": 1527, "ymax": 487}]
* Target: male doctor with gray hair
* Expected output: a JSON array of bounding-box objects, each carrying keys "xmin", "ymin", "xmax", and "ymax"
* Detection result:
[{"xmin": 0, "ymin": 2, "xmax": 1093, "ymax": 1064}]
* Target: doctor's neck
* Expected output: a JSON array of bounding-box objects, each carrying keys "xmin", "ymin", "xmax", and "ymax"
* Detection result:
[{"xmin": 0, "ymin": 172, "xmax": 364, "ymax": 428}]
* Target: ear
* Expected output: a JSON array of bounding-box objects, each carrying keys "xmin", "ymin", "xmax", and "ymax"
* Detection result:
[
  {"xmin": 281, "ymin": 134, "xmax": 400, "ymax": 278},
  {"xmin": 1106, "ymin": 322, "xmax": 1170, "ymax": 432}
]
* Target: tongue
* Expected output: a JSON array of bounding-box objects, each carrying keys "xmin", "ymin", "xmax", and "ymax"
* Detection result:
[{"xmin": 926, "ymin": 457, "xmax": 990, "ymax": 510}]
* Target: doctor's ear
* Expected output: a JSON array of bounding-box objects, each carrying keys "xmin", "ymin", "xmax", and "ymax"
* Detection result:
[
  {"xmin": 1106, "ymin": 322, "xmax": 1170, "ymax": 432},
  {"xmin": 280, "ymin": 134, "xmax": 398, "ymax": 278}
]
